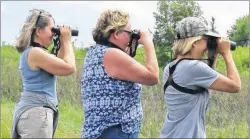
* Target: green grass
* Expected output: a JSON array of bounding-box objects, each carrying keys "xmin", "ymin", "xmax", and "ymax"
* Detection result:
[
  {"xmin": 1, "ymin": 90, "xmax": 248, "ymax": 138},
  {"xmin": 1, "ymin": 98, "xmax": 83, "ymax": 138},
  {"xmin": 1, "ymin": 45, "xmax": 249, "ymax": 138}
]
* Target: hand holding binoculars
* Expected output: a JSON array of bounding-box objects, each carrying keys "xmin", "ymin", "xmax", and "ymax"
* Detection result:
[{"xmin": 205, "ymin": 35, "xmax": 237, "ymax": 51}]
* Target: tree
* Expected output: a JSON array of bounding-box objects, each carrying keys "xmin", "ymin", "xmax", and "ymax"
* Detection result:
[
  {"xmin": 210, "ymin": 16, "xmax": 219, "ymax": 34},
  {"xmin": 227, "ymin": 14, "xmax": 249, "ymax": 46},
  {"xmin": 153, "ymin": 0, "xmax": 203, "ymax": 67}
]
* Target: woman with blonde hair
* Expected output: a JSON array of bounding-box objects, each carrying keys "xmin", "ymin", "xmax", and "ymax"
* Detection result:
[
  {"xmin": 160, "ymin": 17, "xmax": 241, "ymax": 138},
  {"xmin": 80, "ymin": 9, "xmax": 159, "ymax": 139},
  {"xmin": 11, "ymin": 9, "xmax": 76, "ymax": 138}
]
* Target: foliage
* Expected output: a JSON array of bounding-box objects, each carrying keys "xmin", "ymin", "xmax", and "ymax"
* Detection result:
[
  {"xmin": 227, "ymin": 14, "xmax": 249, "ymax": 46},
  {"xmin": 153, "ymin": 0, "xmax": 203, "ymax": 67},
  {"xmin": 210, "ymin": 16, "xmax": 219, "ymax": 34},
  {"xmin": 1, "ymin": 45, "xmax": 249, "ymax": 138}
]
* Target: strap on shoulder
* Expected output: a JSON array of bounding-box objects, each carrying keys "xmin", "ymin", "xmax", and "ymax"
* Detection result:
[{"xmin": 163, "ymin": 58, "xmax": 206, "ymax": 94}]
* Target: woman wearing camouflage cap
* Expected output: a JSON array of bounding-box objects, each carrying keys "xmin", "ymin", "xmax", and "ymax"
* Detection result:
[{"xmin": 160, "ymin": 17, "xmax": 241, "ymax": 138}]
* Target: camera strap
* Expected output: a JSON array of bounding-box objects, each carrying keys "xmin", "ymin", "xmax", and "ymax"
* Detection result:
[
  {"xmin": 107, "ymin": 42, "xmax": 124, "ymax": 52},
  {"xmin": 30, "ymin": 41, "xmax": 48, "ymax": 50},
  {"xmin": 163, "ymin": 58, "xmax": 206, "ymax": 94},
  {"xmin": 97, "ymin": 39, "xmax": 128, "ymax": 54},
  {"xmin": 126, "ymin": 38, "xmax": 139, "ymax": 58}
]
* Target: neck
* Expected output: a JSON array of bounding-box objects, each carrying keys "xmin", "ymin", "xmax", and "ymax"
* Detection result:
[
  {"xmin": 31, "ymin": 39, "xmax": 47, "ymax": 50},
  {"xmin": 177, "ymin": 53, "xmax": 192, "ymax": 60},
  {"xmin": 33, "ymin": 38, "xmax": 47, "ymax": 48},
  {"xmin": 109, "ymin": 38, "xmax": 125, "ymax": 51},
  {"xmin": 177, "ymin": 51, "xmax": 203, "ymax": 60}
]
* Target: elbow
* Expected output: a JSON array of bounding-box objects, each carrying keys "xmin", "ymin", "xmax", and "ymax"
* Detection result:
[
  {"xmin": 53, "ymin": 65, "xmax": 77, "ymax": 76},
  {"xmin": 231, "ymin": 84, "xmax": 241, "ymax": 93},
  {"xmin": 65, "ymin": 65, "xmax": 76, "ymax": 75},
  {"xmin": 72, "ymin": 66, "xmax": 77, "ymax": 73},
  {"xmin": 69, "ymin": 65, "xmax": 77, "ymax": 74},
  {"xmin": 146, "ymin": 75, "xmax": 159, "ymax": 86}
]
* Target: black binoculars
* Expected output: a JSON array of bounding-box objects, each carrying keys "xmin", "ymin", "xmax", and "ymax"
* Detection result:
[
  {"xmin": 206, "ymin": 36, "xmax": 237, "ymax": 51},
  {"xmin": 128, "ymin": 30, "xmax": 140, "ymax": 45},
  {"xmin": 52, "ymin": 27, "xmax": 79, "ymax": 36},
  {"xmin": 229, "ymin": 41, "xmax": 237, "ymax": 51},
  {"xmin": 127, "ymin": 30, "xmax": 141, "ymax": 57}
]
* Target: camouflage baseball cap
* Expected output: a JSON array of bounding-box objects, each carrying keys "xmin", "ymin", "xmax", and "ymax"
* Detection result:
[{"xmin": 175, "ymin": 17, "xmax": 221, "ymax": 39}]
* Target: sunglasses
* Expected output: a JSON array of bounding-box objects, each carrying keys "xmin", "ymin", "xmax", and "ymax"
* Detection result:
[
  {"xmin": 119, "ymin": 30, "xmax": 132, "ymax": 36},
  {"xmin": 35, "ymin": 11, "xmax": 42, "ymax": 27},
  {"xmin": 32, "ymin": 9, "xmax": 47, "ymax": 27}
]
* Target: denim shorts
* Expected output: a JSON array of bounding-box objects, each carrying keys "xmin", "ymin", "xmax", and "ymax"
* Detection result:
[{"xmin": 97, "ymin": 124, "xmax": 139, "ymax": 139}]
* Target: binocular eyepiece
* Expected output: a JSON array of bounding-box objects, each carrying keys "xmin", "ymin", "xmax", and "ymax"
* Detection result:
[{"xmin": 52, "ymin": 27, "xmax": 79, "ymax": 36}]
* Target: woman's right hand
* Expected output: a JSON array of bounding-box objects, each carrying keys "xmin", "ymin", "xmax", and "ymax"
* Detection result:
[
  {"xmin": 59, "ymin": 25, "xmax": 72, "ymax": 43},
  {"xmin": 138, "ymin": 29, "xmax": 153, "ymax": 46},
  {"xmin": 216, "ymin": 38, "xmax": 231, "ymax": 56}
]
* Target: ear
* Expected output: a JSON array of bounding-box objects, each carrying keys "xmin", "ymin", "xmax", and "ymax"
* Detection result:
[
  {"xmin": 192, "ymin": 39, "xmax": 200, "ymax": 48},
  {"xmin": 192, "ymin": 42, "xmax": 197, "ymax": 48},
  {"xmin": 113, "ymin": 30, "xmax": 120, "ymax": 40},
  {"xmin": 35, "ymin": 27, "xmax": 42, "ymax": 37}
]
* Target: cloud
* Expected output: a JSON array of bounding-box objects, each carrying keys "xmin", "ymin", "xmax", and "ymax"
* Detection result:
[
  {"xmin": 1, "ymin": 2, "xmax": 6, "ymax": 14},
  {"xmin": 1, "ymin": 1, "xmax": 249, "ymax": 46},
  {"xmin": 83, "ymin": 1, "xmax": 158, "ymax": 31},
  {"xmin": 198, "ymin": 1, "xmax": 249, "ymax": 37}
]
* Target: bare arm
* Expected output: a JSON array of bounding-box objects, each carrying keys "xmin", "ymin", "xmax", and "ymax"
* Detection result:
[
  {"xmin": 209, "ymin": 54, "xmax": 217, "ymax": 93},
  {"xmin": 57, "ymin": 44, "xmax": 65, "ymax": 59},
  {"xmin": 60, "ymin": 41, "xmax": 76, "ymax": 71},
  {"xmin": 104, "ymin": 30, "xmax": 159, "ymax": 86},
  {"xmin": 209, "ymin": 39, "xmax": 241, "ymax": 93},
  {"xmin": 28, "ymin": 47, "xmax": 76, "ymax": 76},
  {"xmin": 28, "ymin": 25, "xmax": 76, "ymax": 76}
]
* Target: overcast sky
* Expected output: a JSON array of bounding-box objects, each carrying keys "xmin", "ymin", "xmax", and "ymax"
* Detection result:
[{"xmin": 1, "ymin": 1, "xmax": 249, "ymax": 47}]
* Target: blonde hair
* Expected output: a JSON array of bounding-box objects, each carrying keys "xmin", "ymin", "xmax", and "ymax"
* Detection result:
[
  {"xmin": 92, "ymin": 9, "xmax": 130, "ymax": 42},
  {"xmin": 14, "ymin": 9, "xmax": 53, "ymax": 53},
  {"xmin": 172, "ymin": 36, "xmax": 203, "ymax": 58}
]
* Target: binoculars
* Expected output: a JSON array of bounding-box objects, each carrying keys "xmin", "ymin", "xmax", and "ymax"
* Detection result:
[
  {"xmin": 127, "ymin": 30, "xmax": 141, "ymax": 57},
  {"xmin": 51, "ymin": 26, "xmax": 79, "ymax": 56},
  {"xmin": 206, "ymin": 36, "xmax": 237, "ymax": 51},
  {"xmin": 52, "ymin": 27, "xmax": 79, "ymax": 36},
  {"xmin": 229, "ymin": 41, "xmax": 237, "ymax": 51}
]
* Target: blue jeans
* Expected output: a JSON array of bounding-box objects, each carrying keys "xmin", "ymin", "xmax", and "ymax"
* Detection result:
[{"xmin": 97, "ymin": 124, "xmax": 139, "ymax": 139}]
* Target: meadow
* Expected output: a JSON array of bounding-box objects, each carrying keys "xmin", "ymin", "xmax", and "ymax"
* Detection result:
[{"xmin": 1, "ymin": 45, "xmax": 249, "ymax": 138}]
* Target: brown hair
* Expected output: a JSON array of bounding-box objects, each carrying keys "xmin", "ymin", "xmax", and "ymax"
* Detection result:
[
  {"xmin": 14, "ymin": 9, "xmax": 53, "ymax": 53},
  {"xmin": 92, "ymin": 9, "xmax": 130, "ymax": 43}
]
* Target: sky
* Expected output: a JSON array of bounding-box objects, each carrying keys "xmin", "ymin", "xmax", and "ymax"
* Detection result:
[{"xmin": 1, "ymin": 1, "xmax": 249, "ymax": 48}]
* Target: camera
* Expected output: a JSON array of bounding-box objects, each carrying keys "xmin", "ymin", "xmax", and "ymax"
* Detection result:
[{"xmin": 52, "ymin": 27, "xmax": 79, "ymax": 36}]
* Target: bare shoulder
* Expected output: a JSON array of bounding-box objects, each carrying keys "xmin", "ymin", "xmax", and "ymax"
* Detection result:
[
  {"xmin": 105, "ymin": 48, "xmax": 128, "ymax": 57},
  {"xmin": 29, "ymin": 47, "xmax": 55, "ymax": 60}
]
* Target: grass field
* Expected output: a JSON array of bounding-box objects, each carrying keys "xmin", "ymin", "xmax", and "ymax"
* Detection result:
[{"xmin": 1, "ymin": 45, "xmax": 249, "ymax": 138}]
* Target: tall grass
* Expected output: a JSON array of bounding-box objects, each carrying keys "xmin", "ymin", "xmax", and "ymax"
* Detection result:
[{"xmin": 1, "ymin": 45, "xmax": 249, "ymax": 138}]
